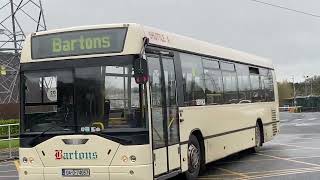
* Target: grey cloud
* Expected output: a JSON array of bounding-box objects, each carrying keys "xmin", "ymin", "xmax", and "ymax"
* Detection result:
[{"xmin": 3, "ymin": 0, "xmax": 320, "ymax": 81}]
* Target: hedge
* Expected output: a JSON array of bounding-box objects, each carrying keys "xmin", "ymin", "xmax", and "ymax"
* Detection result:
[{"xmin": 0, "ymin": 119, "xmax": 19, "ymax": 138}]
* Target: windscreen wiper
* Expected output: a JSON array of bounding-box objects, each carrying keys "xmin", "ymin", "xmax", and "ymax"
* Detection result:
[
  {"xmin": 29, "ymin": 125, "xmax": 77, "ymax": 145},
  {"xmin": 90, "ymin": 131, "xmax": 132, "ymax": 144}
]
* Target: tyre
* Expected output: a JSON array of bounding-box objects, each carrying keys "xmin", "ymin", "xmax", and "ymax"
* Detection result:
[
  {"xmin": 252, "ymin": 122, "xmax": 263, "ymax": 153},
  {"xmin": 184, "ymin": 135, "xmax": 201, "ymax": 180}
]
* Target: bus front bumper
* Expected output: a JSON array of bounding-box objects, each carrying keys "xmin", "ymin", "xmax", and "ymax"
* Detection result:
[{"xmin": 19, "ymin": 164, "xmax": 153, "ymax": 180}]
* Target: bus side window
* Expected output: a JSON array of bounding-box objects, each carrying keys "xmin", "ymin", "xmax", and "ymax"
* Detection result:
[
  {"xmin": 180, "ymin": 53, "xmax": 206, "ymax": 106},
  {"xmin": 236, "ymin": 64, "xmax": 251, "ymax": 103},
  {"xmin": 221, "ymin": 62, "xmax": 239, "ymax": 104},
  {"xmin": 259, "ymin": 68, "xmax": 275, "ymax": 102},
  {"xmin": 249, "ymin": 67, "xmax": 262, "ymax": 102},
  {"xmin": 202, "ymin": 58, "xmax": 223, "ymax": 105}
]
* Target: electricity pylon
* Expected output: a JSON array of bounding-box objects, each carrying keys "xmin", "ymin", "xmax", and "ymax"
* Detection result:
[{"xmin": 0, "ymin": 0, "xmax": 47, "ymax": 104}]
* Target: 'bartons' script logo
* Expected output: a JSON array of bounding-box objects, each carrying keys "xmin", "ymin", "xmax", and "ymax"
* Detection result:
[{"xmin": 55, "ymin": 150, "xmax": 98, "ymax": 160}]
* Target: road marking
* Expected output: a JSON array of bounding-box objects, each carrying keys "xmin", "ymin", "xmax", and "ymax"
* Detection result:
[
  {"xmin": 290, "ymin": 155, "xmax": 320, "ymax": 160},
  {"xmin": 259, "ymin": 148, "xmax": 302, "ymax": 152},
  {"xmin": 0, "ymin": 176, "xmax": 18, "ymax": 179},
  {"xmin": 294, "ymin": 118, "xmax": 303, "ymax": 121},
  {"xmin": 243, "ymin": 167, "xmax": 320, "ymax": 175},
  {"xmin": 270, "ymin": 143, "xmax": 320, "ymax": 150},
  {"xmin": 243, "ymin": 167, "xmax": 320, "ymax": 179},
  {"xmin": 215, "ymin": 158, "xmax": 277, "ymax": 164},
  {"xmin": 14, "ymin": 160, "xmax": 20, "ymax": 172},
  {"xmin": 198, "ymin": 175, "xmax": 237, "ymax": 180},
  {"xmin": 0, "ymin": 161, "xmax": 12, "ymax": 165},
  {"xmin": 0, "ymin": 170, "xmax": 17, "ymax": 173},
  {"xmin": 202, "ymin": 167, "xmax": 320, "ymax": 180},
  {"xmin": 198, "ymin": 177, "xmax": 235, "ymax": 180},
  {"xmin": 199, "ymin": 173, "xmax": 234, "ymax": 177},
  {"xmin": 297, "ymin": 138, "xmax": 313, "ymax": 140},
  {"xmin": 256, "ymin": 153, "xmax": 320, "ymax": 167},
  {"xmin": 0, "ymin": 163, "xmax": 14, "ymax": 167},
  {"xmin": 215, "ymin": 155, "xmax": 320, "ymax": 168},
  {"xmin": 215, "ymin": 167, "xmax": 250, "ymax": 179}
]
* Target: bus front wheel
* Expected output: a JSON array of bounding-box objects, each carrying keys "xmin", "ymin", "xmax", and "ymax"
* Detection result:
[{"xmin": 184, "ymin": 135, "xmax": 201, "ymax": 180}]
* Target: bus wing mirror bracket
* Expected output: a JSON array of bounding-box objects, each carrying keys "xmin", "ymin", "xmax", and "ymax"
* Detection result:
[
  {"xmin": 134, "ymin": 37, "xmax": 149, "ymax": 84},
  {"xmin": 134, "ymin": 57, "xmax": 148, "ymax": 84}
]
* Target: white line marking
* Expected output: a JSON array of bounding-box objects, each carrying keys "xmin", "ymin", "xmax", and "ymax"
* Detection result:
[
  {"xmin": 0, "ymin": 170, "xmax": 17, "ymax": 173},
  {"xmin": 0, "ymin": 163, "xmax": 14, "ymax": 167},
  {"xmin": 0, "ymin": 161, "xmax": 13, "ymax": 165},
  {"xmin": 0, "ymin": 177, "xmax": 18, "ymax": 179}
]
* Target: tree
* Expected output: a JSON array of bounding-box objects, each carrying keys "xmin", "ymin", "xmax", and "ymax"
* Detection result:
[{"xmin": 277, "ymin": 81, "xmax": 294, "ymax": 106}]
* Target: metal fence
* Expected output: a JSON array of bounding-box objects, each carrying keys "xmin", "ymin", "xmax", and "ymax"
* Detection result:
[{"xmin": 0, "ymin": 123, "xmax": 19, "ymax": 161}]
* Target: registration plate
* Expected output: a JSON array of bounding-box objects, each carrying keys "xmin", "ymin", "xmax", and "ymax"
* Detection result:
[{"xmin": 62, "ymin": 168, "xmax": 90, "ymax": 177}]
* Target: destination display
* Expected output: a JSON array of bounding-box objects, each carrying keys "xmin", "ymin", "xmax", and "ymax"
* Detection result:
[{"xmin": 31, "ymin": 28, "xmax": 127, "ymax": 59}]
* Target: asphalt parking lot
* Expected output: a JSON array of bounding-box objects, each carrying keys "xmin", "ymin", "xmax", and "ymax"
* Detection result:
[
  {"xmin": 2, "ymin": 112, "xmax": 320, "ymax": 180},
  {"xmin": 195, "ymin": 112, "xmax": 320, "ymax": 180},
  {"xmin": 0, "ymin": 160, "xmax": 18, "ymax": 180}
]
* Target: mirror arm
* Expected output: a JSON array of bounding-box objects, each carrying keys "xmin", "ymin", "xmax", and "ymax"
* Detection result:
[{"xmin": 139, "ymin": 37, "xmax": 150, "ymax": 58}]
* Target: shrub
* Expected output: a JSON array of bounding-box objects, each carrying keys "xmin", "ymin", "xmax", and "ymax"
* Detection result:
[{"xmin": 0, "ymin": 119, "xmax": 20, "ymax": 137}]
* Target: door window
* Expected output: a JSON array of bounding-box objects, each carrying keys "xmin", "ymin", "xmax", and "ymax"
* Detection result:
[
  {"xmin": 148, "ymin": 56, "xmax": 166, "ymax": 148},
  {"xmin": 162, "ymin": 57, "xmax": 179, "ymax": 145}
]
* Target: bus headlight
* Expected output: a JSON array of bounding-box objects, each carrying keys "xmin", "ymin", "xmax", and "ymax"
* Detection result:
[
  {"xmin": 22, "ymin": 157, "xmax": 28, "ymax": 163},
  {"xmin": 130, "ymin": 155, "xmax": 136, "ymax": 162}
]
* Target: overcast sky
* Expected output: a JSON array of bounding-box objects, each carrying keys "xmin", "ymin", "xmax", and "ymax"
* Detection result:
[{"xmin": 3, "ymin": 0, "xmax": 320, "ymax": 82}]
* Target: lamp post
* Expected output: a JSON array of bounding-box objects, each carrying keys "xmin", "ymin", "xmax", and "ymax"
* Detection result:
[
  {"xmin": 304, "ymin": 75, "xmax": 309, "ymax": 96},
  {"xmin": 292, "ymin": 75, "xmax": 296, "ymax": 107},
  {"xmin": 310, "ymin": 76, "xmax": 313, "ymax": 96}
]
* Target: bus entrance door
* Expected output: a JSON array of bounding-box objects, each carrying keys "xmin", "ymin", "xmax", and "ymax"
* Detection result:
[{"xmin": 148, "ymin": 54, "xmax": 181, "ymax": 177}]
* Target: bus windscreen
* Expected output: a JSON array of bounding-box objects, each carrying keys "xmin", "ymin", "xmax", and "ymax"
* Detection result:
[{"xmin": 31, "ymin": 28, "xmax": 127, "ymax": 59}]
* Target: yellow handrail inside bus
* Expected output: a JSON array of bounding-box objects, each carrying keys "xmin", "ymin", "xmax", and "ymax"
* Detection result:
[{"xmin": 92, "ymin": 122, "xmax": 105, "ymax": 130}]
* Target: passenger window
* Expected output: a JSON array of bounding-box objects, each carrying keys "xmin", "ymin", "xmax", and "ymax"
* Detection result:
[
  {"xmin": 202, "ymin": 59, "xmax": 223, "ymax": 105},
  {"xmin": 236, "ymin": 64, "xmax": 251, "ymax": 103},
  {"xmin": 221, "ymin": 62, "xmax": 239, "ymax": 104},
  {"xmin": 180, "ymin": 53, "xmax": 206, "ymax": 106},
  {"xmin": 260, "ymin": 68, "xmax": 275, "ymax": 102},
  {"xmin": 267, "ymin": 70, "xmax": 275, "ymax": 101},
  {"xmin": 249, "ymin": 67, "xmax": 262, "ymax": 102}
]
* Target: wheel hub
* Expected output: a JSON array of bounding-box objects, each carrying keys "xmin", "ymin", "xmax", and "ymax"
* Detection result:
[
  {"xmin": 255, "ymin": 126, "xmax": 261, "ymax": 146},
  {"xmin": 188, "ymin": 144, "xmax": 200, "ymax": 172}
]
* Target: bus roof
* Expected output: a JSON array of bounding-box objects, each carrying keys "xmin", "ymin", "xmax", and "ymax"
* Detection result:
[{"xmin": 21, "ymin": 23, "xmax": 273, "ymax": 69}]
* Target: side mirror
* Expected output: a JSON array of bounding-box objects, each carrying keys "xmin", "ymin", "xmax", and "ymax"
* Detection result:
[{"xmin": 133, "ymin": 58, "xmax": 148, "ymax": 84}]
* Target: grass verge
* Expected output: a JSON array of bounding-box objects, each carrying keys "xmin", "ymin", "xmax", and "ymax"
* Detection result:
[{"xmin": 0, "ymin": 139, "xmax": 19, "ymax": 149}]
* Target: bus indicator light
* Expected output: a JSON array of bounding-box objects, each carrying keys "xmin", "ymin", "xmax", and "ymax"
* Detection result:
[
  {"xmin": 29, "ymin": 157, "xmax": 34, "ymax": 164},
  {"xmin": 121, "ymin": 155, "xmax": 128, "ymax": 162}
]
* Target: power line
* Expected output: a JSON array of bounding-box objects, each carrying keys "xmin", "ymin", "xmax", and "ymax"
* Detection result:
[{"xmin": 249, "ymin": 0, "xmax": 320, "ymax": 18}]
